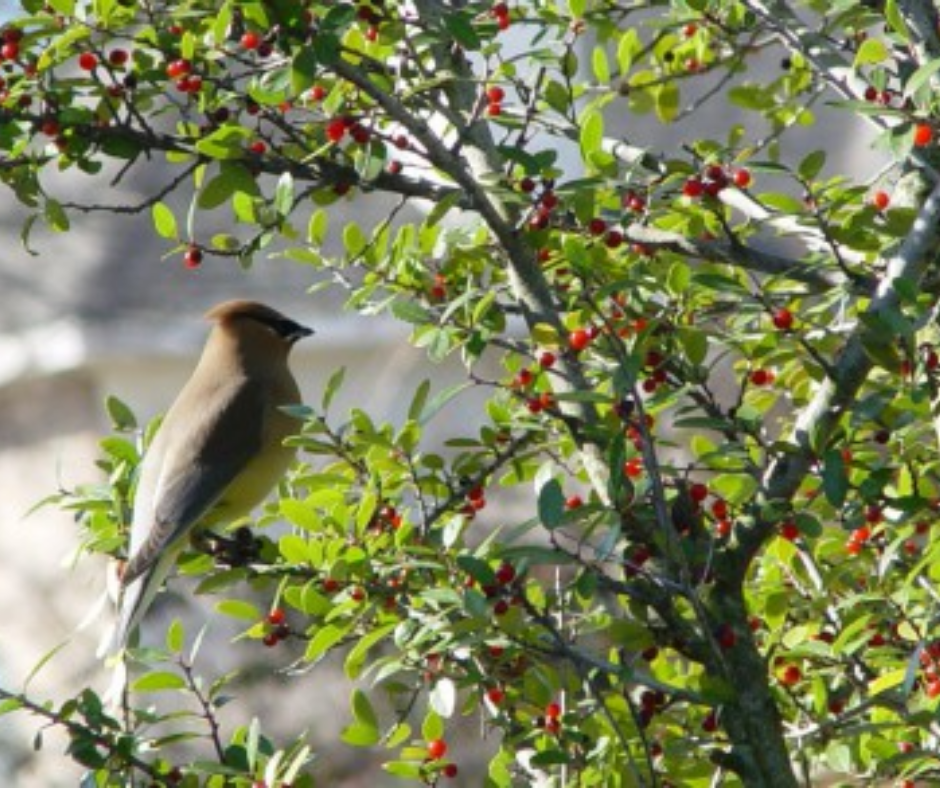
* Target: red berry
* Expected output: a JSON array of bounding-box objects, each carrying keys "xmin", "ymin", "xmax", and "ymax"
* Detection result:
[
  {"xmin": 322, "ymin": 577, "xmax": 340, "ymax": 593},
  {"xmin": 772, "ymin": 307, "xmax": 794, "ymax": 331},
  {"xmin": 519, "ymin": 176, "xmax": 536, "ymax": 193},
  {"xmin": 486, "ymin": 102, "xmax": 501, "ymax": 116},
  {"xmin": 914, "ymin": 123, "xmax": 934, "ymax": 147},
  {"xmin": 309, "ymin": 85, "xmax": 327, "ymax": 101},
  {"xmin": 166, "ymin": 58, "xmax": 191, "ymax": 78},
  {"xmin": 486, "ymin": 85, "xmax": 505, "ymax": 103},
  {"xmin": 871, "ymin": 190, "xmax": 890, "ymax": 211},
  {"xmin": 749, "ymin": 368, "xmax": 771, "ymax": 386},
  {"xmin": 682, "ymin": 177, "xmax": 704, "ymax": 198},
  {"xmin": 241, "ymin": 31, "xmax": 261, "ymax": 49},
  {"xmin": 350, "ymin": 586, "xmax": 366, "ymax": 602},
  {"xmin": 733, "ymin": 168, "xmax": 752, "ymax": 188},
  {"xmin": 495, "ymin": 562, "xmax": 516, "ymax": 585},
  {"xmin": 864, "ymin": 85, "xmax": 878, "ymax": 102},
  {"xmin": 711, "ymin": 499, "xmax": 728, "ymax": 520},
  {"xmin": 442, "ymin": 763, "xmax": 458, "ymax": 778},
  {"xmin": 538, "ymin": 351, "xmax": 556, "ymax": 368},
  {"xmin": 393, "ymin": 134, "xmax": 409, "ymax": 150},
  {"xmin": 779, "ymin": 665, "xmax": 801, "ymax": 686},
  {"xmin": 249, "ymin": 140, "xmax": 267, "ymax": 154},
  {"xmin": 108, "ymin": 49, "xmax": 129, "ymax": 66},
  {"xmin": 568, "ymin": 328, "xmax": 590, "ymax": 352},
  {"xmin": 427, "ymin": 738, "xmax": 448, "ymax": 760},
  {"xmin": 545, "ymin": 701, "xmax": 562, "ymax": 718},
  {"xmin": 565, "ymin": 495, "xmax": 583, "ymax": 510},
  {"xmin": 78, "ymin": 52, "xmax": 98, "ymax": 71},
  {"xmin": 0, "ymin": 42, "xmax": 18, "ymax": 60},
  {"xmin": 689, "ymin": 482, "xmax": 708, "ymax": 503},
  {"xmin": 588, "ymin": 217, "xmax": 606, "ymax": 236},
  {"xmin": 183, "ymin": 247, "xmax": 203, "ymax": 268},
  {"xmin": 486, "ymin": 687, "xmax": 505, "ymax": 705},
  {"xmin": 493, "ymin": 599, "xmax": 509, "ymax": 615},
  {"xmin": 605, "ymin": 229, "xmax": 624, "ymax": 248},
  {"xmin": 267, "ymin": 608, "xmax": 285, "ymax": 625},
  {"xmin": 623, "ymin": 458, "xmax": 643, "ymax": 478},
  {"xmin": 780, "ymin": 521, "xmax": 800, "ymax": 541},
  {"xmin": 262, "ymin": 632, "xmax": 279, "ymax": 647},
  {"xmin": 715, "ymin": 623, "xmax": 736, "ymax": 649},
  {"xmin": 326, "ymin": 118, "xmax": 346, "ymax": 142}
]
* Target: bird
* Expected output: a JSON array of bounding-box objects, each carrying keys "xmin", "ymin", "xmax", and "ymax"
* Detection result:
[{"xmin": 110, "ymin": 300, "xmax": 312, "ymax": 661}]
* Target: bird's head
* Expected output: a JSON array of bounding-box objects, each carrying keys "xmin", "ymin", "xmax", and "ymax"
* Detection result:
[{"xmin": 205, "ymin": 300, "xmax": 314, "ymax": 349}]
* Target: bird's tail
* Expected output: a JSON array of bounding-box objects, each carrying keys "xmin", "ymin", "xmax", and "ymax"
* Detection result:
[{"xmin": 103, "ymin": 550, "xmax": 178, "ymax": 707}]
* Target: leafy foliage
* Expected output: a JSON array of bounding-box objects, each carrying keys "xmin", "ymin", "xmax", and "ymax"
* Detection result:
[{"xmin": 8, "ymin": 0, "xmax": 940, "ymax": 785}]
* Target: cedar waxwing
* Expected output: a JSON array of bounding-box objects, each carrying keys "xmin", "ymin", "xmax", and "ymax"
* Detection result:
[{"xmin": 111, "ymin": 300, "xmax": 311, "ymax": 656}]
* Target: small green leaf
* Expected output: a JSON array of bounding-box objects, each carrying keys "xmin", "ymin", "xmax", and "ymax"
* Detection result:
[
  {"xmin": 132, "ymin": 671, "xmax": 186, "ymax": 693},
  {"xmin": 904, "ymin": 57, "xmax": 940, "ymax": 98},
  {"xmin": 579, "ymin": 110, "xmax": 604, "ymax": 161},
  {"xmin": 654, "ymin": 81, "xmax": 679, "ymax": 123},
  {"xmin": 421, "ymin": 709, "xmax": 444, "ymax": 742},
  {"xmin": 443, "ymin": 12, "xmax": 481, "ymax": 50},
  {"xmin": 854, "ymin": 38, "xmax": 888, "ymax": 67},
  {"xmin": 537, "ymin": 478, "xmax": 565, "ymax": 529},
  {"xmin": 322, "ymin": 366, "xmax": 346, "ymax": 412},
  {"xmin": 391, "ymin": 299, "xmax": 432, "ymax": 325},
  {"xmin": 166, "ymin": 620, "xmax": 185, "ymax": 654},
  {"xmin": 822, "ymin": 449, "xmax": 848, "ymax": 508},
  {"xmin": 215, "ymin": 599, "xmax": 261, "ymax": 621},
  {"xmin": 275, "ymin": 171, "xmax": 294, "ymax": 217},
  {"xmin": 152, "ymin": 202, "xmax": 178, "ymax": 240},
  {"xmin": 105, "ymin": 395, "xmax": 137, "ymax": 430},
  {"xmin": 797, "ymin": 150, "xmax": 826, "ymax": 181}
]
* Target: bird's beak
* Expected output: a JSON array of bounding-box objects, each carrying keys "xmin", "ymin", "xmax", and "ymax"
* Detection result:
[{"xmin": 288, "ymin": 324, "xmax": 314, "ymax": 344}]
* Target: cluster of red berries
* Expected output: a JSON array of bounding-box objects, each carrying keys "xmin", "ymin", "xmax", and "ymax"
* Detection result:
[
  {"xmin": 261, "ymin": 608, "xmax": 290, "ymax": 647},
  {"xmin": 682, "ymin": 163, "xmax": 751, "ymax": 199},
  {"xmin": 485, "ymin": 84, "xmax": 505, "ymax": 116}
]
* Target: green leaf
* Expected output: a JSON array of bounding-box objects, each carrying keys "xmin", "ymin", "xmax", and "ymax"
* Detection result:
[
  {"xmin": 44, "ymin": 199, "xmax": 69, "ymax": 232},
  {"xmin": 797, "ymin": 150, "xmax": 826, "ymax": 181},
  {"xmin": 421, "ymin": 709, "xmax": 444, "ymax": 742},
  {"xmin": 537, "ymin": 477, "xmax": 565, "ymax": 529},
  {"xmin": 132, "ymin": 671, "xmax": 186, "ymax": 693},
  {"xmin": 342, "ymin": 221, "xmax": 367, "ymax": 258},
  {"xmin": 579, "ymin": 110, "xmax": 604, "ymax": 162},
  {"xmin": 443, "ymin": 12, "xmax": 481, "ymax": 50},
  {"xmin": 854, "ymin": 38, "xmax": 888, "ymax": 67},
  {"xmin": 322, "ymin": 366, "xmax": 346, "ymax": 412},
  {"xmin": 592, "ymin": 46, "xmax": 610, "ymax": 84},
  {"xmin": 152, "ymin": 201, "xmax": 178, "ymax": 240},
  {"xmin": 408, "ymin": 379, "xmax": 431, "ymax": 422},
  {"xmin": 105, "ymin": 395, "xmax": 137, "ymax": 430},
  {"xmin": 351, "ymin": 688, "xmax": 379, "ymax": 734},
  {"xmin": 885, "ymin": 0, "xmax": 909, "ymax": 38},
  {"xmin": 420, "ymin": 382, "xmax": 472, "ymax": 425},
  {"xmin": 905, "ymin": 58, "xmax": 940, "ymax": 98},
  {"xmin": 215, "ymin": 599, "xmax": 261, "ymax": 621},
  {"xmin": 291, "ymin": 47, "xmax": 319, "ymax": 95},
  {"xmin": 424, "ymin": 190, "xmax": 462, "ymax": 228},
  {"xmin": 654, "ymin": 81, "xmax": 679, "ymax": 123},
  {"xmin": 391, "ymin": 299, "xmax": 432, "ymax": 325},
  {"xmin": 345, "ymin": 623, "xmax": 396, "ymax": 679},
  {"xmin": 166, "ymin": 620, "xmax": 185, "ymax": 654},
  {"xmin": 195, "ymin": 125, "xmax": 252, "ymax": 160},
  {"xmin": 275, "ymin": 171, "xmax": 294, "ymax": 217}
]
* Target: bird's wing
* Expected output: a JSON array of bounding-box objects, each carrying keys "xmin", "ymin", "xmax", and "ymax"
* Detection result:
[{"xmin": 121, "ymin": 377, "xmax": 265, "ymax": 586}]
